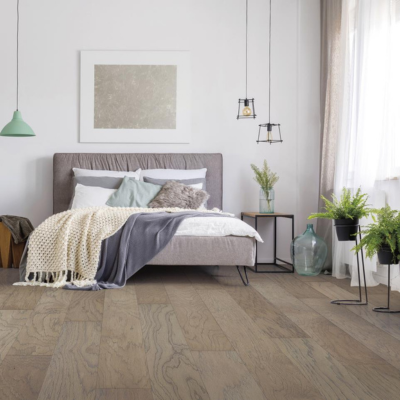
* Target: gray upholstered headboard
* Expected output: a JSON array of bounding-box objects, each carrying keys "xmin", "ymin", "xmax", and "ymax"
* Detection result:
[{"xmin": 53, "ymin": 153, "xmax": 223, "ymax": 214}]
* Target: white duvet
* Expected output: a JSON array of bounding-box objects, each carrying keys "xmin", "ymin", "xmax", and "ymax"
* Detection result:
[{"xmin": 175, "ymin": 217, "xmax": 263, "ymax": 242}]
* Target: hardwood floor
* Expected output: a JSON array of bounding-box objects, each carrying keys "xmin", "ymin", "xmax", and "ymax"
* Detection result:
[{"xmin": 1, "ymin": 266, "xmax": 400, "ymax": 400}]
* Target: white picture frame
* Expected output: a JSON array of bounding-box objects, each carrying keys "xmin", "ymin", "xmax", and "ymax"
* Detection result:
[{"xmin": 80, "ymin": 51, "xmax": 191, "ymax": 143}]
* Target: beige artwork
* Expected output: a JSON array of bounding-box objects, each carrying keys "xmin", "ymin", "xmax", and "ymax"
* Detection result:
[{"xmin": 94, "ymin": 64, "xmax": 177, "ymax": 129}]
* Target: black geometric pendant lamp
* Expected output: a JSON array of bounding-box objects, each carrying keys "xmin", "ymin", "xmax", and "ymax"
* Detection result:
[
  {"xmin": 257, "ymin": 0, "xmax": 282, "ymax": 144},
  {"xmin": 237, "ymin": 0, "xmax": 256, "ymax": 119}
]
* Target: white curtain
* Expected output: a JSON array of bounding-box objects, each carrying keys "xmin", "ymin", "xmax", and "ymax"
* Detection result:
[{"xmin": 333, "ymin": 0, "xmax": 400, "ymax": 290}]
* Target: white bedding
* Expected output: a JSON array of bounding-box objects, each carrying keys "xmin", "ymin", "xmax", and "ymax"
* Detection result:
[{"xmin": 175, "ymin": 217, "xmax": 263, "ymax": 242}]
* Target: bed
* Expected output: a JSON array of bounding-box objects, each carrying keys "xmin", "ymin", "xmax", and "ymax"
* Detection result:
[{"xmin": 53, "ymin": 153, "xmax": 256, "ymax": 284}]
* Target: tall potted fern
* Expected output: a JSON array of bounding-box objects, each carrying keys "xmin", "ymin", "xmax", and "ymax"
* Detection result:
[
  {"xmin": 308, "ymin": 188, "xmax": 370, "ymax": 241},
  {"xmin": 353, "ymin": 206, "xmax": 400, "ymax": 264},
  {"xmin": 352, "ymin": 206, "xmax": 400, "ymax": 313},
  {"xmin": 251, "ymin": 161, "xmax": 279, "ymax": 213}
]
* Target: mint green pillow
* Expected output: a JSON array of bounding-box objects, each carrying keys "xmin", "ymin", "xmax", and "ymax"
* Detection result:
[{"xmin": 106, "ymin": 177, "xmax": 161, "ymax": 208}]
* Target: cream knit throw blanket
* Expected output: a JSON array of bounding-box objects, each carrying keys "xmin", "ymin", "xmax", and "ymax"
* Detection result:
[{"xmin": 16, "ymin": 206, "xmax": 224, "ymax": 288}]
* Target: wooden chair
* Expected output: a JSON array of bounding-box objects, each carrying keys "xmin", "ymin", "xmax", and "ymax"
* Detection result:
[{"xmin": 0, "ymin": 222, "xmax": 25, "ymax": 268}]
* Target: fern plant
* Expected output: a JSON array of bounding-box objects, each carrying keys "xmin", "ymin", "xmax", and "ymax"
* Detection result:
[
  {"xmin": 352, "ymin": 206, "xmax": 400, "ymax": 262},
  {"xmin": 308, "ymin": 188, "xmax": 370, "ymax": 221},
  {"xmin": 250, "ymin": 160, "xmax": 279, "ymax": 191}
]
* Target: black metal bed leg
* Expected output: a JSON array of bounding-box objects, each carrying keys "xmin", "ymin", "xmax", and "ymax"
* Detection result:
[
  {"xmin": 331, "ymin": 226, "xmax": 368, "ymax": 306},
  {"xmin": 237, "ymin": 266, "xmax": 249, "ymax": 286}
]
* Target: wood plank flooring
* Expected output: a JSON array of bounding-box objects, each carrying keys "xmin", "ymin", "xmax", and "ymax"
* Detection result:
[{"xmin": 1, "ymin": 266, "xmax": 400, "ymax": 399}]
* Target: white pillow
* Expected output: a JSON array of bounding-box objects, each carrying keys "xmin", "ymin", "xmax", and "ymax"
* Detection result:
[
  {"xmin": 141, "ymin": 168, "xmax": 207, "ymax": 181},
  {"xmin": 73, "ymin": 167, "xmax": 141, "ymax": 180},
  {"xmin": 189, "ymin": 183, "xmax": 203, "ymax": 189},
  {"xmin": 71, "ymin": 184, "xmax": 116, "ymax": 209}
]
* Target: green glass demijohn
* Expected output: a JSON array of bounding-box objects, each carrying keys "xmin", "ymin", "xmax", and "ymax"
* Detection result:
[{"xmin": 290, "ymin": 224, "xmax": 327, "ymax": 276}]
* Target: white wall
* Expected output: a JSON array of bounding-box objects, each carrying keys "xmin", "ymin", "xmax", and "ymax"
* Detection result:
[{"xmin": 0, "ymin": 0, "xmax": 320, "ymax": 263}]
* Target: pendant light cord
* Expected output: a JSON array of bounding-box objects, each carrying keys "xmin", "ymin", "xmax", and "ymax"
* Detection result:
[
  {"xmin": 268, "ymin": 0, "xmax": 271, "ymax": 123},
  {"xmin": 245, "ymin": 0, "xmax": 248, "ymax": 99},
  {"xmin": 16, "ymin": 0, "xmax": 19, "ymax": 111}
]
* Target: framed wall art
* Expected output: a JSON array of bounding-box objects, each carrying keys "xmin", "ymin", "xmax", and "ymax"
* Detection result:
[{"xmin": 80, "ymin": 51, "xmax": 191, "ymax": 143}]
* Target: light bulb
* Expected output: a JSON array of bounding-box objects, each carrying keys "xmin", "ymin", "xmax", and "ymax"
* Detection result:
[
  {"xmin": 242, "ymin": 106, "xmax": 252, "ymax": 116},
  {"xmin": 266, "ymin": 124, "xmax": 273, "ymax": 141}
]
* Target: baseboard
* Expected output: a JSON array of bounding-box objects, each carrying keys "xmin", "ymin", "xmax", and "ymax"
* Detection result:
[{"xmin": 372, "ymin": 264, "xmax": 400, "ymax": 285}]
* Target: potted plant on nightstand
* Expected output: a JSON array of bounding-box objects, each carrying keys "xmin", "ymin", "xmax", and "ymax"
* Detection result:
[
  {"xmin": 308, "ymin": 188, "xmax": 370, "ymax": 241},
  {"xmin": 251, "ymin": 160, "xmax": 279, "ymax": 214},
  {"xmin": 352, "ymin": 206, "xmax": 400, "ymax": 313}
]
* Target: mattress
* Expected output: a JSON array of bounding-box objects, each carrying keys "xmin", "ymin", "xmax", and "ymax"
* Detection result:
[
  {"xmin": 175, "ymin": 216, "xmax": 262, "ymax": 242},
  {"xmin": 149, "ymin": 235, "xmax": 256, "ymax": 266}
]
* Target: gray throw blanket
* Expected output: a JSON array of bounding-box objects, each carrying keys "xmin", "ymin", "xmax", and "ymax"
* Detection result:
[
  {"xmin": 21, "ymin": 211, "xmax": 226, "ymax": 290},
  {"xmin": 0, "ymin": 215, "xmax": 34, "ymax": 244}
]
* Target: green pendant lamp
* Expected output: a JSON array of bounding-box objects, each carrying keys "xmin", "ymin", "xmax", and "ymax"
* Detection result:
[{"xmin": 1, "ymin": 0, "xmax": 35, "ymax": 137}]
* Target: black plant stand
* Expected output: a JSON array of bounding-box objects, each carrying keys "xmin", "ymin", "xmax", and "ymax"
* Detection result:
[
  {"xmin": 331, "ymin": 225, "xmax": 368, "ymax": 306},
  {"xmin": 373, "ymin": 264, "xmax": 400, "ymax": 313}
]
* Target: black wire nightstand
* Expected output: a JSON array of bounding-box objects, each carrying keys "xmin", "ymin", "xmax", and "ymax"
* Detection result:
[{"xmin": 241, "ymin": 212, "xmax": 295, "ymax": 273}]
